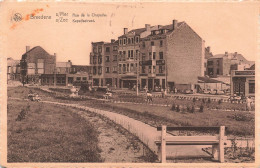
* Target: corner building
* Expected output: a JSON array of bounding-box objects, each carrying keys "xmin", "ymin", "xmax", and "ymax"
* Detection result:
[
  {"xmin": 140, "ymin": 20, "xmax": 205, "ymax": 91},
  {"xmin": 90, "ymin": 40, "xmax": 119, "ymax": 87},
  {"xmin": 117, "ymin": 25, "xmax": 159, "ymax": 88}
]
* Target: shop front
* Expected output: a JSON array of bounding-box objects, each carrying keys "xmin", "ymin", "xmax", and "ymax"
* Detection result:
[{"xmin": 231, "ymin": 70, "xmax": 255, "ymax": 97}]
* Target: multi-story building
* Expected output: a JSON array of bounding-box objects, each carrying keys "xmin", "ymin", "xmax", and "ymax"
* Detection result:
[
  {"xmin": 140, "ymin": 20, "xmax": 205, "ymax": 91},
  {"xmin": 7, "ymin": 57, "xmax": 21, "ymax": 81},
  {"xmin": 117, "ymin": 24, "xmax": 159, "ymax": 88},
  {"xmin": 20, "ymin": 46, "xmax": 56, "ymax": 84},
  {"xmin": 206, "ymin": 52, "xmax": 255, "ymax": 78},
  {"xmin": 89, "ymin": 40, "xmax": 118, "ymax": 87}
]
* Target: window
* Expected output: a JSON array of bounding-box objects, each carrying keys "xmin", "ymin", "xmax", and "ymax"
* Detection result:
[
  {"xmin": 151, "ymin": 41, "xmax": 154, "ymax": 46},
  {"xmin": 98, "ymin": 67, "xmax": 102, "ymax": 74},
  {"xmin": 93, "ymin": 67, "xmax": 97, "ymax": 74},
  {"xmin": 153, "ymin": 66, "xmax": 156, "ymax": 73},
  {"xmin": 217, "ymin": 69, "xmax": 220, "ymax": 75},
  {"xmin": 159, "ymin": 66, "xmax": 164, "ymax": 73},
  {"xmin": 159, "ymin": 52, "xmax": 163, "ymax": 59},
  {"xmin": 142, "ymin": 53, "xmax": 146, "ymax": 61},
  {"xmin": 131, "ymin": 50, "xmax": 133, "ymax": 58},
  {"xmin": 249, "ymin": 81, "xmax": 255, "ymax": 93},
  {"xmin": 98, "ymin": 57, "xmax": 102, "ymax": 64},
  {"xmin": 217, "ymin": 60, "xmax": 220, "ymax": 66},
  {"xmin": 113, "ymin": 46, "xmax": 117, "ymax": 51},
  {"xmin": 148, "ymin": 66, "xmax": 152, "ymax": 73},
  {"xmin": 135, "ymin": 50, "xmax": 139, "ymax": 60},
  {"xmin": 160, "ymin": 40, "xmax": 163, "ymax": 47},
  {"xmin": 98, "ymin": 46, "xmax": 102, "ymax": 53},
  {"xmin": 119, "ymin": 39, "xmax": 122, "ymax": 45},
  {"xmin": 149, "ymin": 52, "xmax": 152, "ymax": 60},
  {"xmin": 130, "ymin": 63, "xmax": 134, "ymax": 72},
  {"xmin": 136, "ymin": 36, "xmax": 139, "ymax": 43},
  {"xmin": 105, "ymin": 67, "xmax": 110, "ymax": 73},
  {"xmin": 119, "ymin": 64, "xmax": 122, "ymax": 74},
  {"xmin": 142, "ymin": 66, "xmax": 146, "ymax": 73},
  {"xmin": 127, "ymin": 64, "xmax": 129, "ymax": 72},
  {"xmin": 123, "ymin": 38, "xmax": 126, "ymax": 45},
  {"xmin": 128, "ymin": 50, "xmax": 131, "ymax": 58},
  {"xmin": 76, "ymin": 77, "xmax": 81, "ymax": 81},
  {"xmin": 128, "ymin": 38, "xmax": 131, "ymax": 44},
  {"xmin": 105, "ymin": 56, "xmax": 110, "ymax": 62},
  {"xmin": 106, "ymin": 47, "xmax": 110, "ymax": 52},
  {"xmin": 93, "ymin": 47, "xmax": 97, "ymax": 53},
  {"xmin": 113, "ymin": 55, "xmax": 117, "ymax": 61},
  {"xmin": 142, "ymin": 42, "xmax": 145, "ymax": 48},
  {"xmin": 153, "ymin": 52, "xmax": 156, "ymax": 60},
  {"xmin": 113, "ymin": 66, "xmax": 117, "ymax": 72},
  {"xmin": 82, "ymin": 77, "xmax": 87, "ymax": 81},
  {"xmin": 123, "ymin": 64, "xmax": 126, "ymax": 73},
  {"xmin": 208, "ymin": 61, "xmax": 213, "ymax": 66},
  {"xmin": 131, "ymin": 38, "xmax": 134, "ymax": 44}
]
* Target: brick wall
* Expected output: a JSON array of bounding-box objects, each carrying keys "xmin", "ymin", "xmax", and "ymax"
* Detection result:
[{"xmin": 166, "ymin": 23, "xmax": 204, "ymax": 85}]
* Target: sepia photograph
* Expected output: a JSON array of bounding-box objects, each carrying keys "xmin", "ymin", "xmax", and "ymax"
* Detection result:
[{"xmin": 0, "ymin": 1, "xmax": 258, "ymax": 167}]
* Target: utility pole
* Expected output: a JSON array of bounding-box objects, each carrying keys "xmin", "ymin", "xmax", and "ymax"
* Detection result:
[{"xmin": 137, "ymin": 50, "xmax": 140, "ymax": 96}]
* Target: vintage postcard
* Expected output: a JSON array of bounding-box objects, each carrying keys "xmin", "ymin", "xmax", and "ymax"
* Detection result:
[{"xmin": 0, "ymin": 1, "xmax": 259, "ymax": 167}]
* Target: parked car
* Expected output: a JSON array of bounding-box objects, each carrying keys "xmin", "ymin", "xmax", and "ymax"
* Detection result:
[
  {"xmin": 210, "ymin": 89, "xmax": 217, "ymax": 95},
  {"xmin": 184, "ymin": 89, "xmax": 193, "ymax": 94},
  {"xmin": 217, "ymin": 90, "xmax": 225, "ymax": 95},
  {"xmin": 203, "ymin": 89, "xmax": 211, "ymax": 94}
]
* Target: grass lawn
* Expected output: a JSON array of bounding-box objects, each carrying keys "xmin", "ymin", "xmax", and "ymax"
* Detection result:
[
  {"xmin": 7, "ymin": 99, "xmax": 102, "ymax": 162},
  {"xmin": 8, "ymin": 86, "xmax": 255, "ymax": 137}
]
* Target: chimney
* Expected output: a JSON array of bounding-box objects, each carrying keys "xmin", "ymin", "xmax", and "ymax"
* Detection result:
[
  {"xmin": 225, "ymin": 51, "xmax": 228, "ymax": 56},
  {"xmin": 172, "ymin": 20, "xmax": 178, "ymax": 30},
  {"xmin": 26, "ymin": 46, "xmax": 30, "ymax": 52},
  {"xmin": 145, "ymin": 24, "xmax": 151, "ymax": 31},
  {"xmin": 68, "ymin": 60, "xmax": 71, "ymax": 62},
  {"xmin": 234, "ymin": 52, "xmax": 237, "ymax": 56},
  {"xmin": 111, "ymin": 39, "xmax": 115, "ymax": 43},
  {"xmin": 207, "ymin": 46, "xmax": 210, "ymax": 52},
  {"xmin": 54, "ymin": 53, "xmax": 57, "ymax": 57},
  {"xmin": 124, "ymin": 28, "xmax": 128, "ymax": 35}
]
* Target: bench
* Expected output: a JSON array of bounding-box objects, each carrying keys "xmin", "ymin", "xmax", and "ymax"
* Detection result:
[{"xmin": 155, "ymin": 126, "xmax": 227, "ymax": 163}]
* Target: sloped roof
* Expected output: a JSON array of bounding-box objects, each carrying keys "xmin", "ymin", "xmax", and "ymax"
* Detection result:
[
  {"xmin": 22, "ymin": 46, "xmax": 52, "ymax": 59},
  {"xmin": 211, "ymin": 53, "xmax": 255, "ymax": 65},
  {"xmin": 198, "ymin": 76, "xmax": 224, "ymax": 83},
  {"xmin": 119, "ymin": 28, "xmax": 146, "ymax": 38}
]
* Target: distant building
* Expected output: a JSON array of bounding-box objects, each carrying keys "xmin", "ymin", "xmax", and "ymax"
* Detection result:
[
  {"xmin": 89, "ymin": 40, "xmax": 118, "ymax": 87},
  {"xmin": 206, "ymin": 52, "xmax": 254, "ymax": 78},
  {"xmin": 20, "ymin": 46, "xmax": 56, "ymax": 84},
  {"xmin": 7, "ymin": 57, "xmax": 21, "ymax": 81},
  {"xmin": 231, "ymin": 70, "xmax": 255, "ymax": 97}
]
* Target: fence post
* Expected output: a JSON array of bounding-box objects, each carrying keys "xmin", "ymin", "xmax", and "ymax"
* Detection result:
[
  {"xmin": 161, "ymin": 125, "xmax": 166, "ymax": 163},
  {"xmin": 219, "ymin": 126, "xmax": 225, "ymax": 163}
]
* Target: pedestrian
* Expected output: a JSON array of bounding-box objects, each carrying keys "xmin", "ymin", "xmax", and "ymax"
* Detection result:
[{"xmin": 246, "ymin": 96, "xmax": 252, "ymax": 111}]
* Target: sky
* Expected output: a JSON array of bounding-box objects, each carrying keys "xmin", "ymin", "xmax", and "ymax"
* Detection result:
[{"xmin": 1, "ymin": 2, "xmax": 258, "ymax": 65}]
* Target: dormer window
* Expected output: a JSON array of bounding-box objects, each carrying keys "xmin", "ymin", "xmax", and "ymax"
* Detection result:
[{"xmin": 135, "ymin": 36, "xmax": 139, "ymax": 43}]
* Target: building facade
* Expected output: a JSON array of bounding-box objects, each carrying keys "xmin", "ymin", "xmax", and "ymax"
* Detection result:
[
  {"xmin": 90, "ymin": 40, "xmax": 118, "ymax": 87},
  {"xmin": 7, "ymin": 57, "xmax": 21, "ymax": 81},
  {"xmin": 140, "ymin": 20, "xmax": 205, "ymax": 91},
  {"xmin": 117, "ymin": 24, "xmax": 159, "ymax": 89},
  {"xmin": 206, "ymin": 52, "xmax": 255, "ymax": 78},
  {"xmin": 231, "ymin": 70, "xmax": 255, "ymax": 97},
  {"xmin": 20, "ymin": 46, "xmax": 56, "ymax": 84}
]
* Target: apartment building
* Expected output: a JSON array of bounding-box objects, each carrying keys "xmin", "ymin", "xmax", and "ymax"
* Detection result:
[
  {"xmin": 89, "ymin": 40, "xmax": 118, "ymax": 87},
  {"xmin": 206, "ymin": 52, "xmax": 255, "ymax": 78},
  {"xmin": 140, "ymin": 20, "xmax": 205, "ymax": 91},
  {"xmin": 20, "ymin": 46, "xmax": 56, "ymax": 84}
]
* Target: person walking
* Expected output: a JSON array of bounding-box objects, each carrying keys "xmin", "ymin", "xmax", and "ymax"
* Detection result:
[{"xmin": 246, "ymin": 96, "xmax": 252, "ymax": 111}]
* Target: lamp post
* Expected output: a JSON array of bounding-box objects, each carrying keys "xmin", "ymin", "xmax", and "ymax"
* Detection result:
[{"xmin": 137, "ymin": 50, "xmax": 140, "ymax": 96}]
